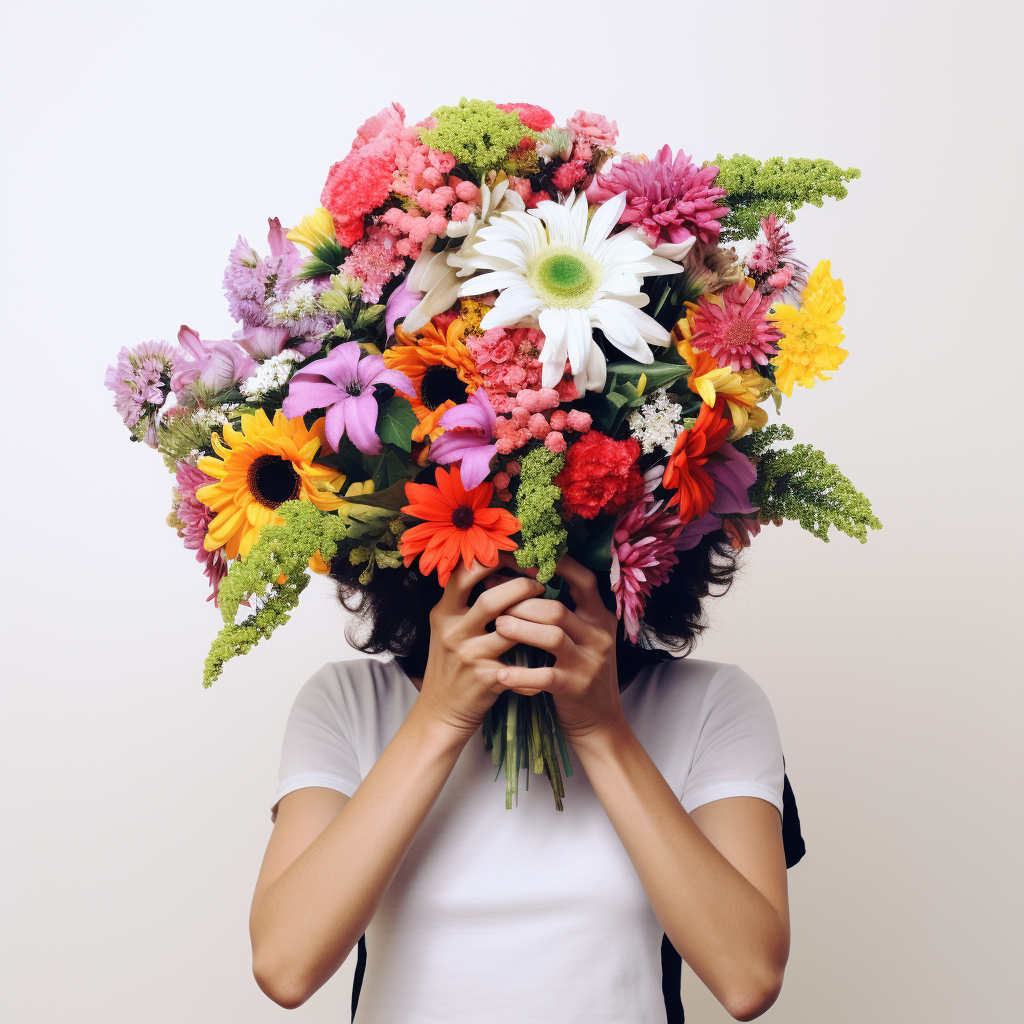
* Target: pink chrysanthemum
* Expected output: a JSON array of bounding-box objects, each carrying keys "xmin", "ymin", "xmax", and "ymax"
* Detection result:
[
  {"xmin": 610, "ymin": 482, "xmax": 685, "ymax": 642},
  {"xmin": 104, "ymin": 341, "xmax": 178, "ymax": 436},
  {"xmin": 689, "ymin": 282, "xmax": 781, "ymax": 371},
  {"xmin": 341, "ymin": 228, "xmax": 407, "ymax": 302},
  {"xmin": 587, "ymin": 145, "xmax": 729, "ymax": 247},
  {"xmin": 222, "ymin": 219, "xmax": 302, "ymax": 328},
  {"xmin": 745, "ymin": 214, "xmax": 809, "ymax": 304},
  {"xmin": 173, "ymin": 462, "xmax": 228, "ymax": 602}
]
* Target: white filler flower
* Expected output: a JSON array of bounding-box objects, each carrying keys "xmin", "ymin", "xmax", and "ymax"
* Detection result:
[{"xmin": 457, "ymin": 190, "xmax": 688, "ymax": 392}]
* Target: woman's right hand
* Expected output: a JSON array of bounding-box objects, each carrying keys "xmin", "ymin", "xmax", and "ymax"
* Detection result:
[{"xmin": 413, "ymin": 554, "xmax": 546, "ymax": 742}]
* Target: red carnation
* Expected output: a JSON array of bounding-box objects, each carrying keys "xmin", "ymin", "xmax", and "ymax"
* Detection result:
[
  {"xmin": 496, "ymin": 102, "xmax": 555, "ymax": 132},
  {"xmin": 320, "ymin": 150, "xmax": 394, "ymax": 248},
  {"xmin": 555, "ymin": 432, "xmax": 643, "ymax": 521}
]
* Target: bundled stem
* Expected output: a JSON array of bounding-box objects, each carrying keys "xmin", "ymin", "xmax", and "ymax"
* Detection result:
[{"xmin": 483, "ymin": 645, "xmax": 573, "ymax": 811}]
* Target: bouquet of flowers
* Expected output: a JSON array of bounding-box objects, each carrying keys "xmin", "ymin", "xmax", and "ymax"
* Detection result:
[{"xmin": 106, "ymin": 99, "xmax": 879, "ymax": 809}]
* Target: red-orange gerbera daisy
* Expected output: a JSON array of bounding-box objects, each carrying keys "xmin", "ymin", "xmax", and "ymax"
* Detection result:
[
  {"xmin": 400, "ymin": 466, "xmax": 520, "ymax": 586},
  {"xmin": 662, "ymin": 399, "xmax": 732, "ymax": 524}
]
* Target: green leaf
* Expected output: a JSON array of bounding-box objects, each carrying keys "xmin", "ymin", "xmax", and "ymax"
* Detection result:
[
  {"xmin": 606, "ymin": 360, "xmax": 691, "ymax": 393},
  {"xmin": 344, "ymin": 478, "xmax": 413, "ymax": 512},
  {"xmin": 566, "ymin": 513, "xmax": 617, "ymax": 575},
  {"xmin": 366, "ymin": 448, "xmax": 413, "ymax": 490},
  {"xmin": 375, "ymin": 396, "xmax": 418, "ymax": 452}
]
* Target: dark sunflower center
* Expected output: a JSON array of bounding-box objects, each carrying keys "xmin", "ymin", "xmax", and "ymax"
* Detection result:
[
  {"xmin": 451, "ymin": 506, "xmax": 474, "ymax": 530},
  {"xmin": 249, "ymin": 454, "xmax": 301, "ymax": 508},
  {"xmin": 420, "ymin": 364, "xmax": 467, "ymax": 411}
]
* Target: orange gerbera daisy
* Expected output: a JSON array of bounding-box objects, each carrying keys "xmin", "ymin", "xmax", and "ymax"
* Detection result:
[
  {"xmin": 400, "ymin": 466, "xmax": 520, "ymax": 586},
  {"xmin": 196, "ymin": 409, "xmax": 345, "ymax": 560},
  {"xmin": 661, "ymin": 399, "xmax": 733, "ymax": 524},
  {"xmin": 384, "ymin": 320, "xmax": 484, "ymax": 443}
]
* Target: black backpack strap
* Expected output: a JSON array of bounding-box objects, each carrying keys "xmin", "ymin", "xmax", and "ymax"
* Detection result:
[
  {"xmin": 351, "ymin": 934, "xmax": 367, "ymax": 1021},
  {"xmin": 662, "ymin": 770, "xmax": 806, "ymax": 1019}
]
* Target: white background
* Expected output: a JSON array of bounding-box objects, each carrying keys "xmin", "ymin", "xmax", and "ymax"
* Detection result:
[{"xmin": 2, "ymin": 1, "xmax": 1020, "ymax": 1020}]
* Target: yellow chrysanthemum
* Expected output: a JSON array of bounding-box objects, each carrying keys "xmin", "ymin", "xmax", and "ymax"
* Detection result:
[
  {"xmin": 286, "ymin": 207, "xmax": 338, "ymax": 252},
  {"xmin": 196, "ymin": 409, "xmax": 346, "ymax": 561},
  {"xmin": 384, "ymin": 321, "xmax": 484, "ymax": 442},
  {"xmin": 769, "ymin": 260, "xmax": 848, "ymax": 397},
  {"xmin": 672, "ymin": 322, "xmax": 772, "ymax": 440}
]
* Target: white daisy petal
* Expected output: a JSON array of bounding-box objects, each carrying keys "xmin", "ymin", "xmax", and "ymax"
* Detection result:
[
  {"xmin": 480, "ymin": 287, "xmax": 543, "ymax": 329},
  {"xmin": 537, "ymin": 308, "xmax": 569, "ymax": 387},
  {"xmin": 582, "ymin": 191, "xmax": 627, "ymax": 255},
  {"xmin": 568, "ymin": 191, "xmax": 590, "ymax": 248}
]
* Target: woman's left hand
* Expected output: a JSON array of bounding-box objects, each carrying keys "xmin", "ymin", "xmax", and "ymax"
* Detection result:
[{"xmin": 492, "ymin": 555, "xmax": 624, "ymax": 742}]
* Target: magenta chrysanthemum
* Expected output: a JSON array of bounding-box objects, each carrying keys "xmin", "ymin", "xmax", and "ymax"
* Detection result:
[
  {"xmin": 222, "ymin": 218, "xmax": 302, "ymax": 328},
  {"xmin": 173, "ymin": 462, "xmax": 228, "ymax": 603},
  {"xmin": 610, "ymin": 479, "xmax": 685, "ymax": 642},
  {"xmin": 746, "ymin": 214, "xmax": 809, "ymax": 304},
  {"xmin": 104, "ymin": 341, "xmax": 179, "ymax": 436},
  {"xmin": 689, "ymin": 282, "xmax": 781, "ymax": 371},
  {"xmin": 587, "ymin": 145, "xmax": 729, "ymax": 247}
]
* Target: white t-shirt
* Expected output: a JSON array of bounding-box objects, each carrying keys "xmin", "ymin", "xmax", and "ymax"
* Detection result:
[{"xmin": 276, "ymin": 657, "xmax": 784, "ymax": 1024}]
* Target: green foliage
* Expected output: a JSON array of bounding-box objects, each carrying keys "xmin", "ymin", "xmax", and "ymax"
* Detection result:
[
  {"xmin": 294, "ymin": 239, "xmax": 347, "ymax": 281},
  {"xmin": 713, "ymin": 155, "xmax": 860, "ymax": 240},
  {"xmin": 375, "ymin": 395, "xmax": 418, "ymax": 452},
  {"xmin": 419, "ymin": 99, "xmax": 537, "ymax": 179},
  {"xmin": 514, "ymin": 446, "xmax": 567, "ymax": 583},
  {"xmin": 202, "ymin": 501, "xmax": 348, "ymax": 687},
  {"xmin": 742, "ymin": 424, "xmax": 881, "ymax": 543},
  {"xmin": 605, "ymin": 360, "xmax": 690, "ymax": 394}
]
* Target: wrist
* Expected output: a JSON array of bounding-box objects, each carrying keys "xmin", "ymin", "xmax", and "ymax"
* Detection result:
[
  {"xmin": 404, "ymin": 696, "xmax": 476, "ymax": 758},
  {"xmin": 566, "ymin": 710, "xmax": 636, "ymax": 763}
]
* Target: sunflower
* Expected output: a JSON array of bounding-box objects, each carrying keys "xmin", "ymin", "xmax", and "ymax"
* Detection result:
[
  {"xmin": 400, "ymin": 466, "xmax": 520, "ymax": 586},
  {"xmin": 196, "ymin": 409, "xmax": 346, "ymax": 561},
  {"xmin": 384, "ymin": 321, "xmax": 484, "ymax": 442}
]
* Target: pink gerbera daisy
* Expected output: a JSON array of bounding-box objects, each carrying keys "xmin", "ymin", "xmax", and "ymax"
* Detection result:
[
  {"xmin": 173, "ymin": 462, "xmax": 228, "ymax": 603},
  {"xmin": 689, "ymin": 282, "xmax": 781, "ymax": 371}
]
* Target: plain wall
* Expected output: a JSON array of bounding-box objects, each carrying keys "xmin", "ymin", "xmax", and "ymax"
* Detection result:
[{"xmin": 2, "ymin": 1, "xmax": 1020, "ymax": 1020}]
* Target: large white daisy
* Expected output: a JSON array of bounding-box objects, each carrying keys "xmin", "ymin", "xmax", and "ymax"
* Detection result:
[{"xmin": 456, "ymin": 190, "xmax": 692, "ymax": 393}]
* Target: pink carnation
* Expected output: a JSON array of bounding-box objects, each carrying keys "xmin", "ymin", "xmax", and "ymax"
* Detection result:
[
  {"xmin": 341, "ymin": 228, "xmax": 407, "ymax": 302},
  {"xmin": 497, "ymin": 102, "xmax": 556, "ymax": 132},
  {"xmin": 566, "ymin": 110, "xmax": 618, "ymax": 150},
  {"xmin": 321, "ymin": 151, "xmax": 394, "ymax": 248}
]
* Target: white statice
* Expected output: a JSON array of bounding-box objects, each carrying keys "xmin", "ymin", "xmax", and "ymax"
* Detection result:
[
  {"xmin": 239, "ymin": 351, "xmax": 300, "ymax": 400},
  {"xmin": 628, "ymin": 389, "xmax": 684, "ymax": 455},
  {"xmin": 456, "ymin": 190, "xmax": 693, "ymax": 393},
  {"xmin": 191, "ymin": 405, "xmax": 233, "ymax": 430}
]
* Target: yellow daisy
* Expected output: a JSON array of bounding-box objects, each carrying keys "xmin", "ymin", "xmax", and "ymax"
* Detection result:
[
  {"xmin": 769, "ymin": 260, "xmax": 848, "ymax": 397},
  {"xmin": 196, "ymin": 409, "xmax": 346, "ymax": 561},
  {"xmin": 383, "ymin": 321, "xmax": 484, "ymax": 442}
]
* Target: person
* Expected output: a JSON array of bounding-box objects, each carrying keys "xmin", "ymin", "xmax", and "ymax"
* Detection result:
[{"xmin": 249, "ymin": 530, "xmax": 795, "ymax": 1022}]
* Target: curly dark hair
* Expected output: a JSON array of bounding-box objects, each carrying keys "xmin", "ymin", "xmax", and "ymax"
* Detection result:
[{"xmin": 329, "ymin": 530, "xmax": 740, "ymax": 685}]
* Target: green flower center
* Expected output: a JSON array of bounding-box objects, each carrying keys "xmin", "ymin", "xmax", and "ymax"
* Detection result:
[{"xmin": 528, "ymin": 246, "xmax": 601, "ymax": 309}]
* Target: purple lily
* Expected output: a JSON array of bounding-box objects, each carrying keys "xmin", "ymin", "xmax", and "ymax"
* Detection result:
[
  {"xmin": 281, "ymin": 342, "xmax": 413, "ymax": 455},
  {"xmin": 170, "ymin": 325, "xmax": 256, "ymax": 395},
  {"xmin": 674, "ymin": 443, "xmax": 759, "ymax": 551},
  {"xmin": 428, "ymin": 390, "xmax": 498, "ymax": 490},
  {"xmin": 384, "ymin": 277, "xmax": 423, "ymax": 338}
]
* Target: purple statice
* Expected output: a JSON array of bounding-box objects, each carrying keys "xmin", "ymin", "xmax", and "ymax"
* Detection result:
[
  {"xmin": 170, "ymin": 325, "xmax": 256, "ymax": 396},
  {"xmin": 173, "ymin": 462, "xmax": 227, "ymax": 603},
  {"xmin": 428, "ymin": 390, "xmax": 498, "ymax": 490},
  {"xmin": 104, "ymin": 341, "xmax": 179, "ymax": 442},
  {"xmin": 222, "ymin": 217, "xmax": 303, "ymax": 328},
  {"xmin": 281, "ymin": 342, "xmax": 412, "ymax": 455},
  {"xmin": 587, "ymin": 145, "xmax": 730, "ymax": 247}
]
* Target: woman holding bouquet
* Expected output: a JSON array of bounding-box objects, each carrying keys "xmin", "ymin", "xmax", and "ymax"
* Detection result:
[{"xmin": 249, "ymin": 544, "xmax": 791, "ymax": 1021}]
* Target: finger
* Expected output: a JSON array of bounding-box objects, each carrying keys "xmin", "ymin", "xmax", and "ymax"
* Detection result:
[
  {"xmin": 493, "ymin": 616, "xmax": 576, "ymax": 659},
  {"xmin": 463, "ymin": 576, "xmax": 546, "ymax": 633},
  {"xmin": 497, "ymin": 597, "xmax": 594, "ymax": 647},
  {"xmin": 495, "ymin": 664, "xmax": 559, "ymax": 696},
  {"xmin": 437, "ymin": 552, "xmax": 520, "ymax": 612},
  {"xmin": 552, "ymin": 555, "xmax": 611, "ymax": 626},
  {"xmin": 463, "ymin": 629, "xmax": 520, "ymax": 663}
]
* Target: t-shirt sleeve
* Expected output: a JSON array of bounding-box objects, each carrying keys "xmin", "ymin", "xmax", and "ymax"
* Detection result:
[
  {"xmin": 274, "ymin": 663, "xmax": 363, "ymax": 816},
  {"xmin": 681, "ymin": 664, "xmax": 785, "ymax": 816}
]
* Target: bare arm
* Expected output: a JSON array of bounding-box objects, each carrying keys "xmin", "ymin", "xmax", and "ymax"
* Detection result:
[
  {"xmin": 494, "ymin": 557, "xmax": 789, "ymax": 1020},
  {"xmin": 249, "ymin": 558, "xmax": 545, "ymax": 1008}
]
